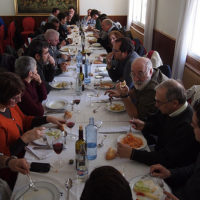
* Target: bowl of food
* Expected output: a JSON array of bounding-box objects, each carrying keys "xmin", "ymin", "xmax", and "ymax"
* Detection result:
[
  {"xmin": 50, "ymin": 81, "xmax": 68, "ymax": 89},
  {"xmin": 106, "ymin": 102, "xmax": 125, "ymax": 112}
]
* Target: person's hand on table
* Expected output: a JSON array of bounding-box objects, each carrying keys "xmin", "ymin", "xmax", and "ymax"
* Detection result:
[
  {"xmin": 61, "ymin": 54, "xmax": 70, "ymax": 61},
  {"xmin": 116, "ymin": 82, "xmax": 129, "ymax": 96},
  {"xmin": 117, "ymin": 142, "xmax": 132, "ymax": 158},
  {"xmin": 46, "ymin": 116, "xmax": 66, "ymax": 126},
  {"xmin": 150, "ymin": 164, "xmax": 171, "ymax": 179},
  {"xmin": 48, "ymin": 55, "xmax": 56, "ymax": 66},
  {"xmin": 130, "ymin": 118, "xmax": 145, "ymax": 130},
  {"xmin": 9, "ymin": 158, "xmax": 30, "ymax": 175},
  {"xmin": 105, "ymin": 89, "xmax": 121, "ymax": 98},
  {"xmin": 21, "ymin": 127, "xmax": 45, "ymax": 144},
  {"xmin": 164, "ymin": 191, "xmax": 179, "ymax": 200}
]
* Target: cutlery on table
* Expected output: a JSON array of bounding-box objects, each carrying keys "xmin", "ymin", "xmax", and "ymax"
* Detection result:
[
  {"xmin": 65, "ymin": 178, "xmax": 73, "ymax": 200},
  {"xmin": 97, "ymin": 135, "xmax": 107, "ymax": 148},
  {"xmin": 93, "ymin": 105, "xmax": 102, "ymax": 113}
]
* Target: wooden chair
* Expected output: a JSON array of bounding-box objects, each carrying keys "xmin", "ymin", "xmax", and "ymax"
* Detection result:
[{"xmin": 130, "ymin": 25, "xmax": 144, "ymax": 45}]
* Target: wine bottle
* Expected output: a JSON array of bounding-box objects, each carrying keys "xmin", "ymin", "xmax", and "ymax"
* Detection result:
[
  {"xmin": 79, "ymin": 65, "xmax": 84, "ymax": 82},
  {"xmin": 75, "ymin": 125, "xmax": 86, "ymax": 169}
]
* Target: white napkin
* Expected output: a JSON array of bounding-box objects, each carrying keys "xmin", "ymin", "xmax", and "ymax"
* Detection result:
[
  {"xmin": 98, "ymin": 126, "xmax": 141, "ymax": 134},
  {"xmin": 25, "ymin": 146, "xmax": 53, "ymax": 160}
]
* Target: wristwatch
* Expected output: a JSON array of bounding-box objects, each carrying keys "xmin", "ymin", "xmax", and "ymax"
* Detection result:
[{"xmin": 5, "ymin": 156, "xmax": 18, "ymax": 167}]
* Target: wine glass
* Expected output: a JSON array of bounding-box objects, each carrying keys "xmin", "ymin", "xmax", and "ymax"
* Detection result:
[
  {"xmin": 87, "ymin": 92, "xmax": 94, "ymax": 107},
  {"xmin": 66, "ymin": 113, "xmax": 76, "ymax": 139},
  {"xmin": 73, "ymin": 95, "xmax": 81, "ymax": 112},
  {"xmin": 52, "ymin": 136, "xmax": 64, "ymax": 169}
]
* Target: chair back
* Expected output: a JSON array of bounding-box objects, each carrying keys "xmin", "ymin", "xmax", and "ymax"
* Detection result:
[
  {"xmin": 7, "ymin": 21, "xmax": 16, "ymax": 48},
  {"xmin": 22, "ymin": 17, "xmax": 35, "ymax": 31},
  {"xmin": 158, "ymin": 64, "xmax": 172, "ymax": 78},
  {"xmin": 0, "ymin": 25, "xmax": 4, "ymax": 53}
]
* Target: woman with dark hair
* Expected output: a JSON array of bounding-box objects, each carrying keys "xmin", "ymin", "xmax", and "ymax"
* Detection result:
[
  {"xmin": 0, "ymin": 72, "xmax": 65, "ymax": 188},
  {"xmin": 150, "ymin": 99, "xmax": 200, "ymax": 200},
  {"xmin": 80, "ymin": 166, "xmax": 133, "ymax": 200}
]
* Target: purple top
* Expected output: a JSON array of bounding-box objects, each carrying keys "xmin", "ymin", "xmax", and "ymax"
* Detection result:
[{"xmin": 18, "ymin": 80, "xmax": 47, "ymax": 116}]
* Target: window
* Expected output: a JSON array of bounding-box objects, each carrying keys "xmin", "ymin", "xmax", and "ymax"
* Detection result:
[
  {"xmin": 188, "ymin": 0, "xmax": 200, "ymax": 59},
  {"xmin": 132, "ymin": 0, "xmax": 147, "ymax": 26}
]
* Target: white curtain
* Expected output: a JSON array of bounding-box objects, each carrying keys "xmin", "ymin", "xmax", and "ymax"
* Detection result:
[
  {"xmin": 126, "ymin": 0, "xmax": 134, "ymax": 30},
  {"xmin": 172, "ymin": 0, "xmax": 197, "ymax": 79},
  {"xmin": 143, "ymin": 0, "xmax": 156, "ymax": 52}
]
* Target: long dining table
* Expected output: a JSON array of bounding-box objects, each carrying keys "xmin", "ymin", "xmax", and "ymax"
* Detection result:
[{"xmin": 11, "ymin": 25, "xmax": 150, "ymax": 200}]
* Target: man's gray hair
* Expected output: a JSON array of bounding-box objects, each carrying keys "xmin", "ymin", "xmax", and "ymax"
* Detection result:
[
  {"xmin": 15, "ymin": 56, "xmax": 36, "ymax": 79},
  {"xmin": 155, "ymin": 79, "xmax": 186, "ymax": 104},
  {"xmin": 44, "ymin": 29, "xmax": 60, "ymax": 41},
  {"xmin": 103, "ymin": 19, "xmax": 113, "ymax": 26}
]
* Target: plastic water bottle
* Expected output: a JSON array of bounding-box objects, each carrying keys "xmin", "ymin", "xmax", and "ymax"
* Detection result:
[
  {"xmin": 76, "ymin": 50, "xmax": 82, "ymax": 65},
  {"xmin": 84, "ymin": 59, "xmax": 91, "ymax": 84},
  {"xmin": 85, "ymin": 117, "xmax": 97, "ymax": 160}
]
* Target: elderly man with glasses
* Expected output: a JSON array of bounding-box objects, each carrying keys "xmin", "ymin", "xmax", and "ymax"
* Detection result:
[
  {"xmin": 117, "ymin": 79, "xmax": 200, "ymax": 169},
  {"xmin": 106, "ymin": 57, "xmax": 168, "ymax": 120}
]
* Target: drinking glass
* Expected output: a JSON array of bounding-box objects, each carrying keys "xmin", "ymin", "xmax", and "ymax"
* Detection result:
[
  {"xmin": 73, "ymin": 95, "xmax": 81, "ymax": 112},
  {"xmin": 87, "ymin": 92, "xmax": 94, "ymax": 107},
  {"xmin": 52, "ymin": 136, "xmax": 64, "ymax": 169},
  {"xmin": 66, "ymin": 113, "xmax": 76, "ymax": 140}
]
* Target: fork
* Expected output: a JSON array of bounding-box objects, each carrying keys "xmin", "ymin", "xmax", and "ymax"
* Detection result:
[
  {"xmin": 93, "ymin": 105, "xmax": 102, "ymax": 113},
  {"xmin": 27, "ymin": 174, "xmax": 38, "ymax": 191}
]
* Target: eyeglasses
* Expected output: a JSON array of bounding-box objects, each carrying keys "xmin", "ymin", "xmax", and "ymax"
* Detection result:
[
  {"xmin": 155, "ymin": 99, "xmax": 170, "ymax": 106},
  {"xmin": 131, "ymin": 69, "xmax": 149, "ymax": 79}
]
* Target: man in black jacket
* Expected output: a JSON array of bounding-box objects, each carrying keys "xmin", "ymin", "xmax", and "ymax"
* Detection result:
[
  {"xmin": 117, "ymin": 79, "xmax": 200, "ymax": 168},
  {"xmin": 150, "ymin": 99, "xmax": 200, "ymax": 200}
]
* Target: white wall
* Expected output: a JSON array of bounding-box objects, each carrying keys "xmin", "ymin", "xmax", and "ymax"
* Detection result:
[
  {"xmin": 0, "ymin": 0, "xmax": 15, "ymax": 16},
  {"xmin": 79, "ymin": 0, "xmax": 128, "ymax": 15},
  {"xmin": 155, "ymin": 0, "xmax": 184, "ymax": 39}
]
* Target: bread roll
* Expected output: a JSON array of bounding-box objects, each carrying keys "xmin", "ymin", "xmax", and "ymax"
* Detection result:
[
  {"xmin": 120, "ymin": 80, "xmax": 126, "ymax": 88},
  {"xmin": 58, "ymin": 124, "xmax": 65, "ymax": 131},
  {"xmin": 64, "ymin": 111, "xmax": 72, "ymax": 120},
  {"xmin": 106, "ymin": 147, "xmax": 117, "ymax": 160}
]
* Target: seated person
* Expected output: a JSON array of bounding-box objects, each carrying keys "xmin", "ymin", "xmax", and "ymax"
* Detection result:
[
  {"xmin": 106, "ymin": 57, "xmax": 168, "ymax": 120},
  {"xmin": 26, "ymin": 39, "xmax": 56, "ymax": 93},
  {"xmin": 0, "ymin": 155, "xmax": 29, "ymax": 198},
  {"xmin": 117, "ymin": 79, "xmax": 200, "ymax": 168},
  {"xmin": 80, "ymin": 166, "xmax": 132, "ymax": 200},
  {"xmin": 15, "ymin": 56, "xmax": 47, "ymax": 116},
  {"xmin": 82, "ymin": 9, "xmax": 92, "ymax": 25},
  {"xmin": 106, "ymin": 37, "xmax": 139, "ymax": 88},
  {"xmin": 67, "ymin": 6, "xmax": 79, "ymax": 25},
  {"xmin": 150, "ymin": 99, "xmax": 200, "ymax": 200},
  {"xmin": 57, "ymin": 12, "xmax": 73, "ymax": 46},
  {"xmin": 47, "ymin": 7, "xmax": 60, "ymax": 23},
  {"xmin": 0, "ymin": 72, "xmax": 65, "ymax": 187},
  {"xmin": 85, "ymin": 9, "xmax": 99, "ymax": 29}
]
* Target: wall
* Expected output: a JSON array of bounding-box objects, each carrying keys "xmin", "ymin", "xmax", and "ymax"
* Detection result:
[{"xmin": 0, "ymin": 0, "xmax": 128, "ymax": 16}]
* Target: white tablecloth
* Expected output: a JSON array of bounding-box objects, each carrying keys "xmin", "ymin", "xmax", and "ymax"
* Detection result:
[{"xmin": 11, "ymin": 29, "xmax": 149, "ymax": 200}]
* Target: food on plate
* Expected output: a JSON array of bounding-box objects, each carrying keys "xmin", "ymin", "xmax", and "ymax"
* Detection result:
[
  {"xmin": 93, "ymin": 60, "xmax": 103, "ymax": 64},
  {"xmin": 100, "ymin": 82, "xmax": 114, "ymax": 89},
  {"xmin": 133, "ymin": 179, "xmax": 163, "ymax": 200},
  {"xmin": 54, "ymin": 82, "xmax": 68, "ymax": 88},
  {"xmin": 61, "ymin": 47, "xmax": 69, "ymax": 52},
  {"xmin": 110, "ymin": 103, "xmax": 125, "ymax": 111},
  {"xmin": 45, "ymin": 129, "xmax": 61, "ymax": 139},
  {"xmin": 100, "ymin": 53, "xmax": 107, "ymax": 57},
  {"xmin": 105, "ymin": 147, "xmax": 117, "ymax": 160},
  {"xmin": 120, "ymin": 80, "xmax": 126, "ymax": 88},
  {"xmin": 64, "ymin": 110, "xmax": 72, "ymax": 119},
  {"xmin": 87, "ymin": 33, "xmax": 94, "ymax": 37},
  {"xmin": 58, "ymin": 124, "xmax": 65, "ymax": 131},
  {"xmin": 48, "ymin": 101, "xmax": 66, "ymax": 109},
  {"xmin": 121, "ymin": 133, "xmax": 143, "ymax": 149}
]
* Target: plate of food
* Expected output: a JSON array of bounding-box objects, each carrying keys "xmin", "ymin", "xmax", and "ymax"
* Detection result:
[
  {"xmin": 106, "ymin": 102, "xmax": 125, "ymax": 112},
  {"xmin": 93, "ymin": 60, "xmax": 103, "ymax": 64},
  {"xmin": 117, "ymin": 133, "xmax": 147, "ymax": 150},
  {"xmin": 99, "ymin": 53, "xmax": 107, "ymax": 58},
  {"xmin": 50, "ymin": 81, "xmax": 69, "ymax": 89},
  {"xmin": 130, "ymin": 175, "xmax": 171, "ymax": 200},
  {"xmin": 14, "ymin": 181, "xmax": 60, "ymax": 200},
  {"xmin": 32, "ymin": 128, "xmax": 62, "ymax": 146},
  {"xmin": 46, "ymin": 99, "xmax": 68, "ymax": 110},
  {"xmin": 91, "ymin": 43, "xmax": 101, "ymax": 47},
  {"xmin": 100, "ymin": 82, "xmax": 115, "ymax": 89}
]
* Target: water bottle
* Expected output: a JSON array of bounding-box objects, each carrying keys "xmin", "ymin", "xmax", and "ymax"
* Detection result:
[
  {"xmin": 76, "ymin": 50, "xmax": 82, "ymax": 66},
  {"xmin": 84, "ymin": 59, "xmax": 91, "ymax": 84},
  {"xmin": 85, "ymin": 117, "xmax": 97, "ymax": 160}
]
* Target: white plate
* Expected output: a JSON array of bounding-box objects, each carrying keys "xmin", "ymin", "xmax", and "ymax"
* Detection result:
[
  {"xmin": 99, "ymin": 82, "xmax": 115, "ymax": 90},
  {"xmin": 117, "ymin": 133, "xmax": 147, "ymax": 150},
  {"xmin": 130, "ymin": 175, "xmax": 171, "ymax": 200},
  {"xmin": 106, "ymin": 102, "xmax": 125, "ymax": 112},
  {"xmin": 50, "ymin": 81, "xmax": 69, "ymax": 89},
  {"xmin": 91, "ymin": 43, "xmax": 101, "ymax": 47},
  {"xmin": 14, "ymin": 181, "xmax": 60, "ymax": 200},
  {"xmin": 32, "ymin": 128, "xmax": 62, "ymax": 146},
  {"xmin": 46, "ymin": 99, "xmax": 68, "ymax": 110}
]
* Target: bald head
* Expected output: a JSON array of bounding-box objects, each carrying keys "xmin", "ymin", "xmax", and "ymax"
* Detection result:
[
  {"xmin": 131, "ymin": 57, "xmax": 152, "ymax": 72},
  {"xmin": 156, "ymin": 79, "xmax": 186, "ymax": 104},
  {"xmin": 101, "ymin": 19, "xmax": 113, "ymax": 32}
]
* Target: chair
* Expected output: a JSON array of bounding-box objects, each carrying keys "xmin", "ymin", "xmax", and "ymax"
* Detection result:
[
  {"xmin": 146, "ymin": 50, "xmax": 163, "ymax": 69},
  {"xmin": 158, "ymin": 64, "xmax": 172, "ymax": 78},
  {"xmin": 0, "ymin": 25, "xmax": 4, "ymax": 54},
  {"xmin": 4, "ymin": 21, "xmax": 16, "ymax": 48},
  {"xmin": 21, "ymin": 17, "xmax": 35, "ymax": 43}
]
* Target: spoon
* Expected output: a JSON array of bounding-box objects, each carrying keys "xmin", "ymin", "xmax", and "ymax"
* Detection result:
[
  {"xmin": 65, "ymin": 178, "xmax": 73, "ymax": 200},
  {"xmin": 97, "ymin": 135, "xmax": 107, "ymax": 148}
]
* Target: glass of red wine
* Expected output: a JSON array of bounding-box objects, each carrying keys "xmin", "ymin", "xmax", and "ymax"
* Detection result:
[
  {"xmin": 73, "ymin": 95, "xmax": 81, "ymax": 112},
  {"xmin": 66, "ymin": 113, "xmax": 76, "ymax": 140},
  {"xmin": 52, "ymin": 136, "xmax": 64, "ymax": 169}
]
